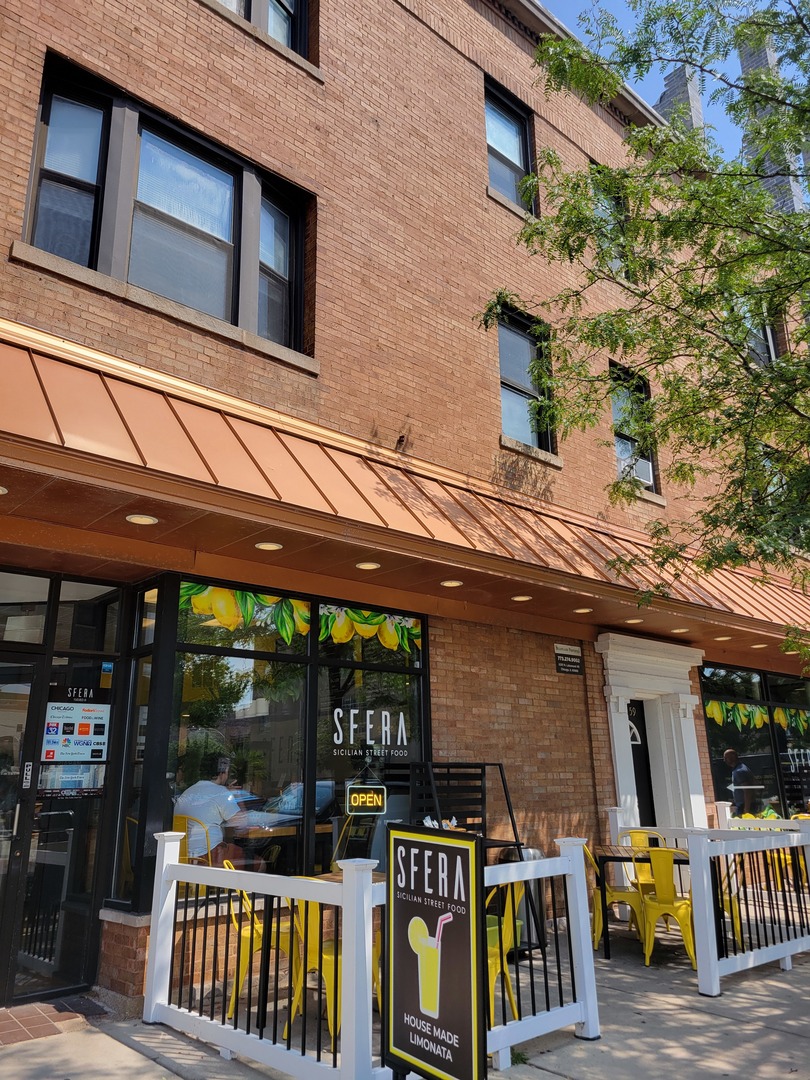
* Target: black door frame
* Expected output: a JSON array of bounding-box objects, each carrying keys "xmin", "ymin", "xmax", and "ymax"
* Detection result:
[
  {"xmin": 628, "ymin": 699, "xmax": 657, "ymax": 827},
  {"xmin": 0, "ymin": 651, "xmax": 50, "ymax": 1004}
]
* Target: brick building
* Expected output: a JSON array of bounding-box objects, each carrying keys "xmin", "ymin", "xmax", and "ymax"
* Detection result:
[{"xmin": 0, "ymin": 0, "xmax": 808, "ymax": 1008}]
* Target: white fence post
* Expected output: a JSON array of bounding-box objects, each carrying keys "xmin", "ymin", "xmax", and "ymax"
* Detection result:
[
  {"xmin": 143, "ymin": 831, "xmax": 182, "ymax": 1023},
  {"xmin": 687, "ymin": 831, "xmax": 720, "ymax": 997},
  {"xmin": 555, "ymin": 837, "xmax": 600, "ymax": 1040},
  {"xmin": 714, "ymin": 802, "xmax": 731, "ymax": 829},
  {"xmin": 606, "ymin": 807, "xmax": 621, "ymax": 844},
  {"xmin": 337, "ymin": 858, "xmax": 377, "ymax": 1080}
]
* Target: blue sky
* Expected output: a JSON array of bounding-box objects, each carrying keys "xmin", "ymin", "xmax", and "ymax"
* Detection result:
[{"xmin": 544, "ymin": 0, "xmax": 743, "ymax": 158}]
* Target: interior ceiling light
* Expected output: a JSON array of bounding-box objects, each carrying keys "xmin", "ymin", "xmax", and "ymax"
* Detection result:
[
  {"xmin": 126, "ymin": 513, "xmax": 159, "ymax": 526},
  {"xmin": 624, "ymin": 618, "xmax": 644, "ymax": 624},
  {"xmin": 0, "ymin": 486, "xmax": 8, "ymax": 495},
  {"xmin": 573, "ymin": 607, "xmax": 593, "ymax": 614},
  {"xmin": 255, "ymin": 541, "xmax": 284, "ymax": 551},
  {"xmin": 750, "ymin": 643, "xmax": 768, "ymax": 649},
  {"xmin": 670, "ymin": 628, "xmax": 689, "ymax": 634},
  {"xmin": 714, "ymin": 635, "xmax": 732, "ymax": 641},
  {"xmin": 356, "ymin": 561, "xmax": 381, "ymax": 570},
  {"xmin": 440, "ymin": 579, "xmax": 464, "ymax": 588},
  {"xmin": 511, "ymin": 595, "xmax": 532, "ymax": 602}
]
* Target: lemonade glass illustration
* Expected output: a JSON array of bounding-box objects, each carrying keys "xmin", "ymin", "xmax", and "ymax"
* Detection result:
[{"xmin": 408, "ymin": 913, "xmax": 452, "ymax": 1019}]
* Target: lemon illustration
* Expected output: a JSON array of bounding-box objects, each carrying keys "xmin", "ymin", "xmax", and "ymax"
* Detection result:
[
  {"xmin": 774, "ymin": 707, "xmax": 788, "ymax": 729},
  {"xmin": 331, "ymin": 610, "xmax": 356, "ymax": 643},
  {"xmin": 408, "ymin": 916, "xmax": 429, "ymax": 952},
  {"xmin": 352, "ymin": 612, "xmax": 379, "ymax": 639},
  {"xmin": 210, "ymin": 588, "xmax": 242, "ymax": 632},
  {"xmin": 256, "ymin": 594, "xmax": 282, "ymax": 605},
  {"xmin": 191, "ymin": 589, "xmax": 214, "ymax": 615},
  {"xmin": 705, "ymin": 700, "xmax": 724, "ymax": 725},
  {"xmin": 291, "ymin": 599, "xmax": 311, "ymax": 635},
  {"xmin": 377, "ymin": 617, "xmax": 399, "ymax": 650}
]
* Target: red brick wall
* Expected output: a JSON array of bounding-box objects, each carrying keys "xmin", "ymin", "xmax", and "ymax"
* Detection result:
[
  {"xmin": 428, "ymin": 616, "xmax": 615, "ymax": 856},
  {"xmin": 0, "ymin": 0, "xmax": 702, "ymax": 533}
]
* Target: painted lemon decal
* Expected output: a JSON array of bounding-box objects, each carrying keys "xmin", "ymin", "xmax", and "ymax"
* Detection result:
[
  {"xmin": 377, "ymin": 617, "xmax": 399, "ymax": 650},
  {"xmin": 191, "ymin": 589, "xmax": 214, "ymax": 615},
  {"xmin": 209, "ymin": 588, "xmax": 242, "ymax": 632},
  {"xmin": 331, "ymin": 610, "xmax": 356, "ymax": 643}
]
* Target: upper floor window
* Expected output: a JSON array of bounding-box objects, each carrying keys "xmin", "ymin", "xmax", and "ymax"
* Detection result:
[
  {"xmin": 590, "ymin": 164, "xmax": 627, "ymax": 275},
  {"xmin": 218, "ymin": 0, "xmax": 306, "ymax": 56},
  {"xmin": 28, "ymin": 59, "xmax": 306, "ymax": 350},
  {"xmin": 610, "ymin": 364, "xmax": 656, "ymax": 491},
  {"xmin": 498, "ymin": 316, "xmax": 553, "ymax": 453},
  {"xmin": 485, "ymin": 84, "xmax": 531, "ymax": 207},
  {"xmin": 747, "ymin": 320, "xmax": 778, "ymax": 366}
]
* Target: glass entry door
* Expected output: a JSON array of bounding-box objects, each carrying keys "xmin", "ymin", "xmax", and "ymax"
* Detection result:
[{"xmin": 0, "ymin": 657, "xmax": 102, "ymax": 1003}]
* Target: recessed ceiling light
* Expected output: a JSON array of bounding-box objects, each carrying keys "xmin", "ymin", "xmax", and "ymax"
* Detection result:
[
  {"xmin": 356, "ymin": 561, "xmax": 381, "ymax": 570},
  {"xmin": 671, "ymin": 628, "xmax": 689, "ymax": 634},
  {"xmin": 751, "ymin": 643, "xmax": 768, "ymax": 649},
  {"xmin": 624, "ymin": 618, "xmax": 644, "ymax": 624},
  {"xmin": 255, "ymin": 541, "xmax": 284, "ymax": 551},
  {"xmin": 440, "ymin": 579, "xmax": 464, "ymax": 588},
  {"xmin": 0, "ymin": 486, "xmax": 7, "ymax": 495},
  {"xmin": 714, "ymin": 635, "xmax": 732, "ymax": 641},
  {"xmin": 574, "ymin": 607, "xmax": 593, "ymax": 614},
  {"xmin": 511, "ymin": 595, "xmax": 532, "ymax": 602},
  {"xmin": 126, "ymin": 513, "xmax": 159, "ymax": 526}
]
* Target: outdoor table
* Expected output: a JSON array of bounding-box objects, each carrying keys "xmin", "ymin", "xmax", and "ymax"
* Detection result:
[{"xmin": 592, "ymin": 843, "xmax": 689, "ymax": 959}]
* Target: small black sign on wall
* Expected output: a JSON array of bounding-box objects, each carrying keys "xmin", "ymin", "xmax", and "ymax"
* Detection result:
[{"xmin": 554, "ymin": 643, "xmax": 583, "ymax": 675}]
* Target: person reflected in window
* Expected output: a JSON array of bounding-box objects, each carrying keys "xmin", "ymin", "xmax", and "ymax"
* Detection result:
[{"xmin": 723, "ymin": 749, "xmax": 756, "ymax": 816}]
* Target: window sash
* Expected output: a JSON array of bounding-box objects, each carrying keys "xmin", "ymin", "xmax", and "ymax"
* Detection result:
[{"xmin": 30, "ymin": 71, "xmax": 301, "ymax": 350}]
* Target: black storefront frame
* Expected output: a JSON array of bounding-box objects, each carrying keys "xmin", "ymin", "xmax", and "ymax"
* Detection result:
[
  {"xmin": 124, "ymin": 571, "xmax": 432, "ymax": 912},
  {"xmin": 0, "ymin": 566, "xmax": 130, "ymax": 1000},
  {"xmin": 700, "ymin": 662, "xmax": 810, "ymax": 817}
]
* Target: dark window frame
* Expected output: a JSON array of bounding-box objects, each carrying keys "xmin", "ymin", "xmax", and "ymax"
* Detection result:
[
  {"xmin": 28, "ymin": 57, "xmax": 307, "ymax": 352},
  {"xmin": 213, "ymin": 0, "xmax": 309, "ymax": 59},
  {"xmin": 484, "ymin": 80, "xmax": 533, "ymax": 209},
  {"xmin": 610, "ymin": 363, "xmax": 657, "ymax": 492},
  {"xmin": 498, "ymin": 311, "xmax": 554, "ymax": 454}
]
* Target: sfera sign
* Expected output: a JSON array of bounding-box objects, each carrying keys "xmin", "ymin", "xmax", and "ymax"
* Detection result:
[
  {"xmin": 345, "ymin": 781, "xmax": 387, "ymax": 815},
  {"xmin": 385, "ymin": 824, "xmax": 484, "ymax": 1080}
]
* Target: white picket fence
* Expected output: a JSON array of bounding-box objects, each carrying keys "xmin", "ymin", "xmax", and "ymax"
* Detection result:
[
  {"xmin": 604, "ymin": 809, "xmax": 810, "ymax": 997},
  {"xmin": 143, "ymin": 833, "xmax": 600, "ymax": 1078}
]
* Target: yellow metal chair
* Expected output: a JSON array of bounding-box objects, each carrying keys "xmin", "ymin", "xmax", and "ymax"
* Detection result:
[
  {"xmin": 173, "ymin": 814, "xmax": 213, "ymax": 865},
  {"xmin": 618, "ymin": 829, "xmax": 666, "ymax": 899},
  {"xmin": 173, "ymin": 813, "xmax": 213, "ymax": 898},
  {"xmin": 222, "ymin": 861, "xmax": 296, "ymax": 1020},
  {"xmin": 584, "ymin": 845, "xmax": 644, "ymax": 949},
  {"xmin": 485, "ymin": 881, "xmax": 524, "ymax": 1026},
  {"xmin": 285, "ymin": 895, "xmax": 341, "ymax": 1049},
  {"xmin": 635, "ymin": 847, "xmax": 696, "ymax": 969}
]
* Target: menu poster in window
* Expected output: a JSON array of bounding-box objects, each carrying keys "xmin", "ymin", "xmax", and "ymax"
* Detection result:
[
  {"xmin": 41, "ymin": 686, "xmax": 111, "ymax": 764},
  {"xmin": 385, "ymin": 824, "xmax": 484, "ymax": 1080}
]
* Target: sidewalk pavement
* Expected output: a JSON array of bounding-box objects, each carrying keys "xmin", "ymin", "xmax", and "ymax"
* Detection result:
[{"xmin": 3, "ymin": 924, "xmax": 810, "ymax": 1079}]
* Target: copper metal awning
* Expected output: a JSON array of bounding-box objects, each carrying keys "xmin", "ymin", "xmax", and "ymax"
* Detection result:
[{"xmin": 0, "ymin": 321, "xmax": 807, "ymax": 666}]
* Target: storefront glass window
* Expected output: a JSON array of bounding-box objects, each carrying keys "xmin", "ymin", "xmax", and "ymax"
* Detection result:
[
  {"xmin": 0, "ymin": 571, "xmax": 50, "ymax": 644},
  {"xmin": 137, "ymin": 588, "xmax": 159, "ymax": 648},
  {"xmin": 156, "ymin": 580, "xmax": 427, "ymax": 879},
  {"xmin": 54, "ymin": 581, "xmax": 119, "ymax": 652},
  {"xmin": 177, "ymin": 582, "xmax": 310, "ymax": 655},
  {"xmin": 115, "ymin": 655, "xmax": 150, "ymax": 901},
  {"xmin": 701, "ymin": 665, "xmax": 810, "ymax": 817}
]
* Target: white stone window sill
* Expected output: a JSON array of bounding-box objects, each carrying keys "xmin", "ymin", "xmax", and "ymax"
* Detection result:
[
  {"xmin": 486, "ymin": 186, "xmax": 535, "ymax": 221},
  {"xmin": 500, "ymin": 434, "xmax": 563, "ymax": 468}
]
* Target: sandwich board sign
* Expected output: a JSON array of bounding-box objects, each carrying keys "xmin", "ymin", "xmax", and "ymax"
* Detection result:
[{"xmin": 385, "ymin": 823, "xmax": 485, "ymax": 1080}]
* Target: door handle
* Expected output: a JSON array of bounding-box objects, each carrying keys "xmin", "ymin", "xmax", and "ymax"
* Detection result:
[{"xmin": 11, "ymin": 802, "xmax": 20, "ymax": 838}]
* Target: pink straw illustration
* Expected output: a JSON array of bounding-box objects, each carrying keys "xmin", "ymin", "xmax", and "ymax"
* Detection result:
[{"xmin": 436, "ymin": 912, "xmax": 453, "ymax": 943}]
